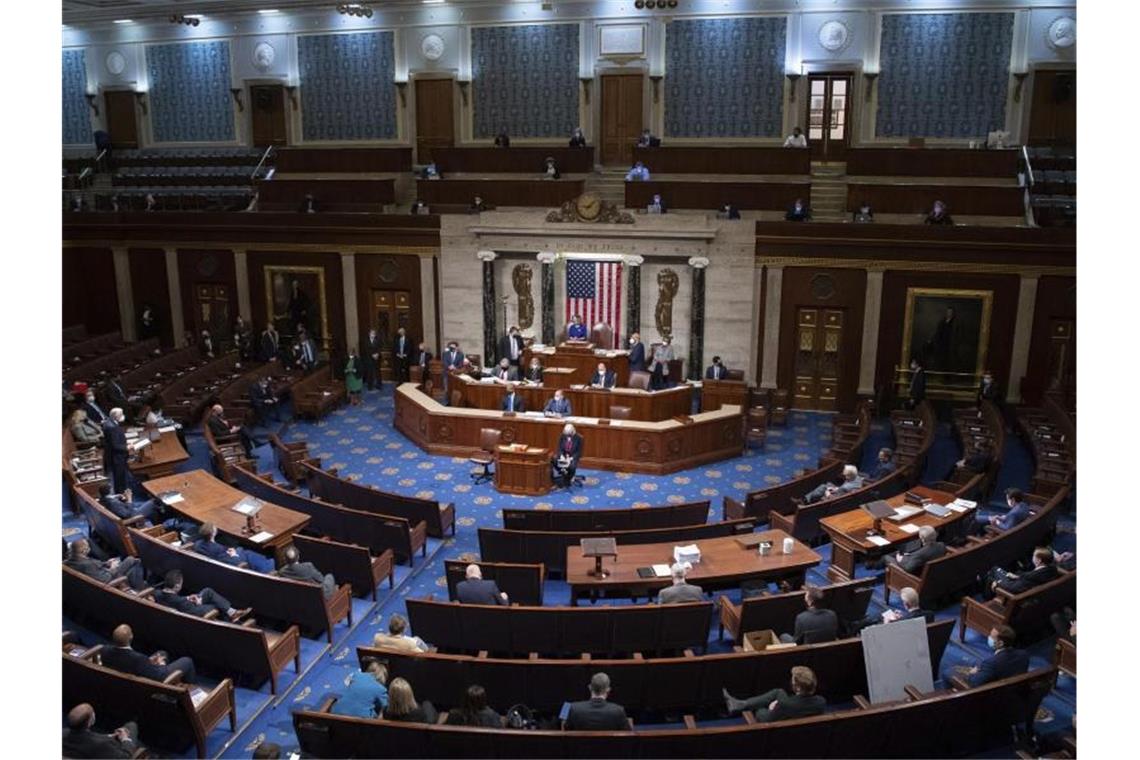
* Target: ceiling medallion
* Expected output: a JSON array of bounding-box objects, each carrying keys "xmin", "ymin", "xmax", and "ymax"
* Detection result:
[
  {"xmin": 818, "ymin": 20, "xmax": 851, "ymax": 54},
  {"xmin": 1046, "ymin": 16, "xmax": 1076, "ymax": 50},
  {"xmin": 421, "ymin": 34, "xmax": 445, "ymax": 61}
]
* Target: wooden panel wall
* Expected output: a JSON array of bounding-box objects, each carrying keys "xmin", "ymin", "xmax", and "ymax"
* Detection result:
[
  {"xmin": 128, "ymin": 248, "xmax": 173, "ymax": 347},
  {"xmin": 776, "ymin": 267, "xmax": 867, "ymax": 411},
  {"xmin": 63, "ymin": 247, "xmax": 120, "ymax": 336},
  {"xmin": 1023, "ymin": 275, "xmax": 1076, "ymax": 402},
  {"xmin": 875, "ymin": 271, "xmax": 1021, "ymax": 398},
  {"xmin": 176, "ymin": 249, "xmax": 237, "ymax": 341},
  {"xmin": 355, "ymin": 253, "xmax": 425, "ymax": 348}
]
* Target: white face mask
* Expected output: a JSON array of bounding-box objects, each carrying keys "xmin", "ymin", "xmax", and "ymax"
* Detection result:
[{"xmin": 987, "ymin": 635, "xmax": 999, "ymax": 649}]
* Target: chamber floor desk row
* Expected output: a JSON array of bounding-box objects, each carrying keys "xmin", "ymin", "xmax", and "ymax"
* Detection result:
[{"xmin": 394, "ymin": 384, "xmax": 744, "ymax": 476}]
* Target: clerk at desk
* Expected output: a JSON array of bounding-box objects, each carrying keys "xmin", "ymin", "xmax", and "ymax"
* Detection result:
[
  {"xmin": 544, "ymin": 389, "xmax": 573, "ymax": 417},
  {"xmin": 567, "ymin": 314, "xmax": 588, "ymax": 340},
  {"xmin": 589, "ymin": 362, "xmax": 616, "ymax": 389},
  {"xmin": 501, "ymin": 384, "xmax": 526, "ymax": 413},
  {"xmin": 705, "ymin": 356, "xmax": 730, "ymax": 380}
]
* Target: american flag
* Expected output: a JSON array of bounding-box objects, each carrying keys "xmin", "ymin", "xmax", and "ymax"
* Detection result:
[{"xmin": 565, "ymin": 259, "xmax": 622, "ymax": 348}]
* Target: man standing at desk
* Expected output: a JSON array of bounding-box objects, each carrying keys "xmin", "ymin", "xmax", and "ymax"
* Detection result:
[
  {"xmin": 628, "ymin": 333, "xmax": 646, "ymax": 374},
  {"xmin": 705, "ymin": 356, "xmax": 729, "ymax": 380},
  {"xmin": 102, "ymin": 407, "xmax": 130, "ymax": 494},
  {"xmin": 567, "ymin": 314, "xmax": 588, "ymax": 340},
  {"xmin": 589, "ymin": 362, "xmax": 615, "ymax": 389},
  {"xmin": 392, "ymin": 327, "xmax": 411, "ymax": 384},
  {"xmin": 501, "ymin": 384, "xmax": 526, "ymax": 413},
  {"xmin": 498, "ymin": 325, "xmax": 525, "ymax": 369},
  {"xmin": 551, "ymin": 423, "xmax": 583, "ymax": 488},
  {"xmin": 544, "ymin": 389, "xmax": 572, "ymax": 417}
]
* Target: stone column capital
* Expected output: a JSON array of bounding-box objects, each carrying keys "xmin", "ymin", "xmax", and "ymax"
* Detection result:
[
  {"xmin": 476, "ymin": 250, "xmax": 498, "ymax": 263},
  {"xmin": 687, "ymin": 256, "xmax": 710, "ymax": 269},
  {"xmin": 536, "ymin": 251, "xmax": 557, "ymax": 265},
  {"xmin": 623, "ymin": 254, "xmax": 644, "ymax": 267}
]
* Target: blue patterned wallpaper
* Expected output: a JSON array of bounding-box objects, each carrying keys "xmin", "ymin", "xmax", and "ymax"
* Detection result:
[
  {"xmin": 146, "ymin": 41, "xmax": 235, "ymax": 143},
  {"xmin": 472, "ymin": 24, "xmax": 579, "ymax": 138},
  {"xmin": 664, "ymin": 17, "xmax": 787, "ymax": 138},
  {"xmin": 298, "ymin": 31, "xmax": 397, "ymax": 141},
  {"xmin": 877, "ymin": 13, "xmax": 1014, "ymax": 138},
  {"xmin": 62, "ymin": 49, "xmax": 90, "ymax": 145}
]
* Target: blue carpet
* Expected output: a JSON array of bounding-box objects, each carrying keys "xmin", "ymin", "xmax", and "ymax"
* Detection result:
[{"xmin": 62, "ymin": 387, "xmax": 1076, "ymax": 757}]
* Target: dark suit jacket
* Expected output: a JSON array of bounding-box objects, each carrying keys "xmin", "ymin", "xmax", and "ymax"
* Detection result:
[
  {"xmin": 62, "ymin": 728, "xmax": 134, "ymax": 759},
  {"xmin": 104, "ymin": 381, "xmax": 128, "ymax": 412},
  {"xmin": 589, "ymin": 371, "xmax": 616, "ymax": 388},
  {"xmin": 417, "ymin": 349, "xmax": 433, "ymax": 368},
  {"xmin": 207, "ymin": 414, "xmax": 232, "ymax": 439},
  {"xmin": 555, "ymin": 433, "xmax": 583, "ymax": 467},
  {"xmin": 545, "ymin": 398, "xmax": 572, "ymax": 416},
  {"xmin": 997, "ymin": 563, "xmax": 1060, "ymax": 595},
  {"xmin": 194, "ymin": 539, "xmax": 243, "ymax": 567},
  {"xmin": 82, "ymin": 401, "xmax": 108, "ymax": 425},
  {"xmin": 279, "ymin": 561, "xmax": 336, "ymax": 597},
  {"xmin": 898, "ymin": 607, "xmax": 936, "ymax": 623},
  {"xmin": 392, "ymin": 333, "xmax": 411, "ymax": 360},
  {"xmin": 153, "ymin": 588, "xmax": 210, "ymax": 617},
  {"xmin": 498, "ymin": 334, "xmax": 525, "ymax": 363},
  {"xmin": 910, "ymin": 369, "xmax": 927, "ymax": 402},
  {"xmin": 259, "ymin": 330, "xmax": 281, "ymax": 361},
  {"xmin": 764, "ymin": 692, "xmax": 826, "ymax": 722},
  {"xmin": 443, "ymin": 349, "xmax": 464, "ymax": 369},
  {"xmin": 792, "ymin": 608, "xmax": 838, "ymax": 644},
  {"xmin": 492, "ymin": 366, "xmax": 519, "ymax": 382},
  {"xmin": 455, "ymin": 578, "xmax": 505, "ymax": 605},
  {"xmin": 995, "ymin": 501, "xmax": 1032, "ymax": 531},
  {"xmin": 968, "ymin": 647, "xmax": 1029, "ymax": 687},
  {"xmin": 501, "ymin": 393, "xmax": 526, "ymax": 413},
  {"xmin": 102, "ymin": 421, "xmax": 128, "ymax": 468},
  {"xmin": 897, "ymin": 541, "xmax": 947, "ymax": 575},
  {"xmin": 962, "ymin": 450, "xmax": 993, "ymax": 472},
  {"xmin": 99, "ymin": 494, "xmax": 137, "ymax": 521},
  {"xmin": 565, "ymin": 698, "xmax": 629, "ymax": 731},
  {"xmin": 705, "ymin": 364, "xmax": 729, "ymax": 380},
  {"xmin": 977, "ymin": 380, "xmax": 1001, "ymax": 404},
  {"xmin": 567, "ymin": 323, "xmax": 588, "ymax": 339},
  {"xmin": 65, "ymin": 555, "xmax": 115, "ymax": 584},
  {"xmin": 100, "ymin": 646, "xmax": 167, "ymax": 681},
  {"xmin": 628, "ymin": 342, "xmax": 646, "ymax": 373},
  {"xmin": 525, "ymin": 366, "xmax": 544, "ymax": 382}
]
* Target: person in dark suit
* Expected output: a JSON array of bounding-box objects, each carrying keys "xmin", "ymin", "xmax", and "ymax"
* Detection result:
[
  {"xmin": 442, "ymin": 342, "xmax": 465, "ymax": 371},
  {"xmin": 392, "ymin": 327, "xmax": 412, "ymax": 384},
  {"xmin": 977, "ymin": 371, "xmax": 1001, "ymax": 404},
  {"xmin": 965, "ymin": 625, "xmax": 1029, "ymax": 687},
  {"xmin": 65, "ymin": 538, "xmax": 147, "ymax": 590},
  {"xmin": 705, "ymin": 356, "xmax": 729, "ymax": 380},
  {"xmin": 494, "ymin": 130, "xmax": 511, "ymax": 148},
  {"xmin": 865, "ymin": 447, "xmax": 896, "ymax": 482},
  {"xmin": 924, "ymin": 200, "xmax": 954, "ymax": 225},
  {"xmin": 98, "ymin": 483, "xmax": 160, "ymax": 524},
  {"xmin": 101, "ymin": 407, "xmax": 130, "ymax": 494},
  {"xmin": 851, "ymin": 586, "xmax": 934, "ymax": 635},
  {"xmin": 908, "ymin": 358, "xmax": 926, "ymax": 408},
  {"xmin": 501, "ymin": 384, "xmax": 526, "ymax": 413},
  {"xmin": 194, "ymin": 521, "xmax": 276, "ymax": 573},
  {"xmin": 724, "ymin": 666, "xmax": 826, "ymax": 722},
  {"xmin": 103, "ymin": 376, "xmax": 129, "ymax": 413},
  {"xmin": 589, "ymin": 362, "xmax": 616, "ymax": 389},
  {"xmin": 360, "ymin": 328, "xmax": 382, "ymax": 390},
  {"xmin": 153, "ymin": 569, "xmax": 247, "ymax": 620},
  {"xmin": 785, "ymin": 198, "xmax": 811, "ymax": 222},
  {"xmin": 101, "ymin": 623, "xmax": 197, "ymax": 684},
  {"xmin": 207, "ymin": 403, "xmax": 259, "ymax": 458},
  {"xmin": 296, "ymin": 329, "xmax": 318, "ymax": 370},
  {"xmin": 416, "ymin": 342, "xmax": 434, "ymax": 376},
  {"xmin": 455, "ymin": 564, "xmax": 508, "ymax": 605},
  {"xmin": 987, "ymin": 546, "xmax": 1060, "ymax": 596},
  {"xmin": 278, "ymin": 545, "xmax": 337, "ymax": 598},
  {"xmin": 637, "ymin": 129, "xmax": 660, "ymax": 148},
  {"xmin": 648, "ymin": 193, "xmax": 666, "ymax": 214},
  {"xmin": 627, "ymin": 332, "xmax": 646, "ymax": 374},
  {"xmin": 569, "ymin": 127, "xmax": 587, "ymax": 147},
  {"xmin": 956, "ymin": 439, "xmax": 993, "ymax": 475},
  {"xmin": 259, "ymin": 323, "xmax": 281, "ymax": 362},
  {"xmin": 492, "ymin": 358, "xmax": 518, "ymax": 382},
  {"xmin": 524, "ymin": 357, "xmax": 544, "ymax": 383},
  {"xmin": 249, "ymin": 377, "xmax": 280, "ymax": 425},
  {"xmin": 81, "ymin": 388, "xmax": 109, "ymax": 425},
  {"xmin": 565, "ymin": 673, "xmax": 630, "ymax": 731},
  {"xmin": 718, "ymin": 203, "xmax": 741, "ymax": 220},
  {"xmin": 567, "ymin": 314, "xmax": 588, "ymax": 340},
  {"xmin": 62, "ymin": 703, "xmax": 139, "ymax": 759},
  {"xmin": 445, "ymin": 685, "xmax": 502, "ymax": 727},
  {"xmin": 974, "ymin": 487, "xmax": 1033, "ymax": 535},
  {"xmin": 551, "ymin": 423, "xmax": 583, "ymax": 488},
  {"xmin": 198, "ymin": 329, "xmax": 216, "ymax": 358},
  {"xmin": 498, "ymin": 325, "xmax": 525, "ymax": 367},
  {"xmin": 233, "ymin": 316, "xmax": 253, "ymax": 360},
  {"xmin": 883, "ymin": 525, "xmax": 946, "ymax": 574},
  {"xmin": 779, "ymin": 586, "xmax": 838, "ymax": 644},
  {"xmin": 656, "ymin": 563, "xmax": 705, "ymax": 604},
  {"xmin": 544, "ymin": 389, "xmax": 572, "ymax": 417}
]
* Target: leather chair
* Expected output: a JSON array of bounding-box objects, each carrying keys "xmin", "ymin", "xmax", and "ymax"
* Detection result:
[
  {"xmin": 726, "ymin": 369, "xmax": 745, "ymax": 381},
  {"xmin": 590, "ymin": 323, "xmax": 614, "ymax": 350},
  {"xmin": 769, "ymin": 389, "xmax": 790, "ymax": 426},
  {"xmin": 469, "ymin": 428, "xmax": 502, "ymax": 485},
  {"xmin": 609, "ymin": 405, "xmax": 632, "ymax": 420},
  {"xmin": 628, "ymin": 371, "xmax": 652, "ymax": 391}
]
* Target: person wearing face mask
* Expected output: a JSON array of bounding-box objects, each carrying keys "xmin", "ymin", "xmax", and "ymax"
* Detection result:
[
  {"xmin": 102, "ymin": 407, "xmax": 131, "ymax": 494},
  {"xmin": 627, "ymin": 332, "xmax": 646, "ymax": 374},
  {"xmin": 964, "ymin": 624, "xmax": 1028, "ymax": 687},
  {"xmin": 80, "ymin": 388, "xmax": 108, "ymax": 425},
  {"xmin": 785, "ymin": 197, "xmax": 811, "ymax": 222}
]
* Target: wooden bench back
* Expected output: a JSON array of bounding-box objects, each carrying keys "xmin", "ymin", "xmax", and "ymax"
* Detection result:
[
  {"xmin": 443, "ymin": 559, "xmax": 545, "ymax": 606},
  {"xmin": 737, "ymin": 576, "xmax": 879, "ymax": 637},
  {"xmin": 73, "ymin": 486, "xmax": 137, "ymax": 557},
  {"xmin": 303, "ymin": 462, "xmax": 454, "ymax": 538},
  {"xmin": 502, "ymin": 500, "xmax": 710, "ymax": 532}
]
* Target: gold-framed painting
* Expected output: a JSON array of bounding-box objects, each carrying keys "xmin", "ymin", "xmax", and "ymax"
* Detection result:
[
  {"xmin": 264, "ymin": 265, "xmax": 329, "ymax": 348},
  {"xmin": 901, "ymin": 287, "xmax": 993, "ymax": 392}
]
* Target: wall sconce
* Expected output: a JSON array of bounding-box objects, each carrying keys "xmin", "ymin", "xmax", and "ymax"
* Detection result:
[
  {"xmin": 457, "ymin": 80, "xmax": 471, "ymax": 107},
  {"xmin": 785, "ymin": 73, "xmax": 801, "ymax": 103},
  {"xmin": 649, "ymin": 75, "xmax": 663, "ymax": 104},
  {"xmin": 863, "ymin": 71, "xmax": 878, "ymax": 102},
  {"xmin": 579, "ymin": 76, "xmax": 593, "ymax": 104},
  {"xmin": 1012, "ymin": 72, "xmax": 1029, "ymax": 103},
  {"xmin": 134, "ymin": 91, "xmax": 147, "ymax": 115},
  {"xmin": 395, "ymin": 81, "xmax": 407, "ymax": 108},
  {"xmin": 284, "ymin": 85, "xmax": 298, "ymax": 110},
  {"xmin": 229, "ymin": 88, "xmax": 244, "ymax": 112},
  {"xmin": 85, "ymin": 93, "xmax": 100, "ymax": 117}
]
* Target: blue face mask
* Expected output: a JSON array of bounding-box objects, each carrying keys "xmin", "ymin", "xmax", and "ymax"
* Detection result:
[{"xmin": 987, "ymin": 635, "xmax": 998, "ymax": 649}]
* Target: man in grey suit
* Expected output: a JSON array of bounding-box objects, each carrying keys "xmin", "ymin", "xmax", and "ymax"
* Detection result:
[
  {"xmin": 455, "ymin": 564, "xmax": 508, "ymax": 605},
  {"xmin": 884, "ymin": 524, "xmax": 946, "ymax": 574},
  {"xmin": 779, "ymin": 586, "xmax": 838, "ymax": 644},
  {"xmin": 802, "ymin": 465, "xmax": 863, "ymax": 505},
  {"xmin": 564, "ymin": 673, "xmax": 630, "ymax": 731},
  {"xmin": 656, "ymin": 563, "xmax": 705, "ymax": 604}
]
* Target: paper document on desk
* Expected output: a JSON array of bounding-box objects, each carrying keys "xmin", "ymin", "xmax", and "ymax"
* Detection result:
[
  {"xmin": 673, "ymin": 544, "xmax": 701, "ymax": 565},
  {"xmin": 157, "ymin": 491, "xmax": 184, "ymax": 505},
  {"xmin": 899, "ymin": 523, "xmax": 921, "ymax": 535},
  {"xmin": 867, "ymin": 535, "xmax": 891, "ymax": 547},
  {"xmin": 949, "ymin": 498, "xmax": 977, "ymax": 512},
  {"xmin": 158, "ymin": 425, "xmax": 177, "ymax": 433},
  {"xmin": 888, "ymin": 506, "xmax": 922, "ymax": 521},
  {"xmin": 249, "ymin": 531, "xmax": 274, "ymax": 544},
  {"xmin": 651, "ymin": 564, "xmax": 672, "ymax": 577}
]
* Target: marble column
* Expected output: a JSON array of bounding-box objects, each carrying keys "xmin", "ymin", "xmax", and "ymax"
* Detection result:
[
  {"xmin": 1006, "ymin": 273, "xmax": 1039, "ymax": 404},
  {"xmin": 111, "ymin": 247, "xmax": 137, "ymax": 341},
  {"xmin": 687, "ymin": 256, "xmax": 709, "ymax": 381},
  {"xmin": 759, "ymin": 265, "xmax": 784, "ymax": 389},
  {"xmin": 341, "ymin": 252, "xmax": 359, "ymax": 353},
  {"xmin": 857, "ymin": 269, "xmax": 885, "ymax": 396},
  {"xmin": 538, "ymin": 251, "xmax": 556, "ymax": 345},
  {"xmin": 624, "ymin": 255, "xmax": 643, "ymax": 339},
  {"xmin": 164, "ymin": 247, "xmax": 186, "ymax": 347},
  {"xmin": 233, "ymin": 249, "xmax": 252, "ymax": 322},
  {"xmin": 477, "ymin": 250, "xmax": 498, "ymax": 366},
  {"xmin": 420, "ymin": 255, "xmax": 438, "ymax": 351}
]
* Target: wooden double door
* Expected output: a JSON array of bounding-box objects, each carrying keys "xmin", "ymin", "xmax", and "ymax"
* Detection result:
[
  {"xmin": 250, "ymin": 84, "xmax": 288, "ymax": 147},
  {"xmin": 103, "ymin": 90, "xmax": 139, "ymax": 149},
  {"xmin": 600, "ymin": 74, "xmax": 643, "ymax": 166},
  {"xmin": 415, "ymin": 78, "xmax": 455, "ymax": 163},
  {"xmin": 806, "ymin": 73, "xmax": 853, "ymax": 161},
  {"xmin": 793, "ymin": 307, "xmax": 846, "ymax": 411},
  {"xmin": 370, "ymin": 289, "xmax": 413, "ymax": 381}
]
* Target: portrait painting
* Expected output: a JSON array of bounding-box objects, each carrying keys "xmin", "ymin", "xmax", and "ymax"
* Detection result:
[
  {"xmin": 901, "ymin": 288, "xmax": 993, "ymax": 389},
  {"xmin": 264, "ymin": 265, "xmax": 328, "ymax": 346}
]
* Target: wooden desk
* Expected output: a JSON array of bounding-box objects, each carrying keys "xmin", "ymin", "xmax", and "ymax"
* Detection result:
[
  {"xmin": 142, "ymin": 469, "xmax": 310, "ymax": 559},
  {"xmin": 128, "ymin": 429, "xmax": 190, "ymax": 479},
  {"xmin": 631, "ymin": 146, "xmax": 811, "ymax": 175},
  {"xmin": 274, "ymin": 147, "xmax": 412, "ymax": 173},
  {"xmin": 431, "ymin": 147, "xmax": 594, "ymax": 174},
  {"xmin": 845, "ymin": 148, "xmax": 1018, "ymax": 178},
  {"xmin": 395, "ymin": 384, "xmax": 743, "ymax": 475},
  {"xmin": 626, "ymin": 180, "xmax": 810, "ymax": 211},
  {"xmin": 416, "ymin": 178, "xmax": 584, "ymax": 208},
  {"xmin": 257, "ymin": 177, "xmax": 396, "ymax": 212},
  {"xmin": 495, "ymin": 445, "xmax": 552, "ymax": 496},
  {"xmin": 523, "ymin": 344, "xmax": 631, "ymax": 387},
  {"xmin": 454, "ymin": 375, "xmax": 692, "ymax": 421},
  {"xmin": 701, "ymin": 379, "xmax": 749, "ymax": 412},
  {"xmin": 845, "ymin": 182, "xmax": 1024, "ymax": 216},
  {"xmin": 565, "ymin": 529, "xmax": 820, "ymax": 604},
  {"xmin": 819, "ymin": 485, "xmax": 961, "ymax": 583}
]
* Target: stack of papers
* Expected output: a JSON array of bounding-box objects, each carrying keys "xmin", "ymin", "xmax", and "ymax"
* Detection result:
[
  {"xmin": 947, "ymin": 498, "xmax": 978, "ymax": 513},
  {"xmin": 673, "ymin": 544, "xmax": 701, "ymax": 565},
  {"xmin": 899, "ymin": 523, "xmax": 922, "ymax": 535},
  {"xmin": 158, "ymin": 491, "xmax": 184, "ymax": 505},
  {"xmin": 867, "ymin": 535, "xmax": 891, "ymax": 547},
  {"xmin": 249, "ymin": 531, "xmax": 274, "ymax": 544},
  {"xmin": 888, "ymin": 505, "xmax": 922, "ymax": 522},
  {"xmin": 651, "ymin": 564, "xmax": 672, "ymax": 577}
]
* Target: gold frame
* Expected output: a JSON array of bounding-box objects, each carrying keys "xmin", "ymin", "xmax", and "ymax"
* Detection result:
[
  {"xmin": 263, "ymin": 265, "xmax": 330, "ymax": 350},
  {"xmin": 900, "ymin": 287, "xmax": 993, "ymax": 394}
]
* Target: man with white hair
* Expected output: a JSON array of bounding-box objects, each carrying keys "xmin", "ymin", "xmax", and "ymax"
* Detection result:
[
  {"xmin": 883, "ymin": 524, "xmax": 946, "ymax": 574},
  {"xmin": 551, "ymin": 422, "xmax": 583, "ymax": 488},
  {"xmin": 207, "ymin": 403, "xmax": 259, "ymax": 458},
  {"xmin": 455, "ymin": 563, "xmax": 508, "ymax": 605},
  {"xmin": 656, "ymin": 562, "xmax": 705, "ymax": 604},
  {"xmin": 101, "ymin": 406, "xmax": 130, "ymax": 493},
  {"xmin": 801, "ymin": 464, "xmax": 863, "ymax": 505},
  {"xmin": 850, "ymin": 586, "xmax": 932, "ymax": 635}
]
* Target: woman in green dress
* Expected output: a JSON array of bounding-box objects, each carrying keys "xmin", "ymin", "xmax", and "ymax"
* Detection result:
[{"xmin": 345, "ymin": 348, "xmax": 364, "ymax": 404}]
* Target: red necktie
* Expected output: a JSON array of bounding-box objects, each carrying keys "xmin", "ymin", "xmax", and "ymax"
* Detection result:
[{"xmin": 563, "ymin": 437, "xmax": 572, "ymax": 453}]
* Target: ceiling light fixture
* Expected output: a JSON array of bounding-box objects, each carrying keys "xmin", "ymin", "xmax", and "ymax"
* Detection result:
[
  {"xmin": 170, "ymin": 14, "xmax": 202, "ymax": 26},
  {"xmin": 336, "ymin": 3, "xmax": 374, "ymax": 18},
  {"xmin": 258, "ymin": 9, "xmax": 281, "ymax": 15},
  {"xmin": 113, "ymin": 19, "xmax": 134, "ymax": 25}
]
